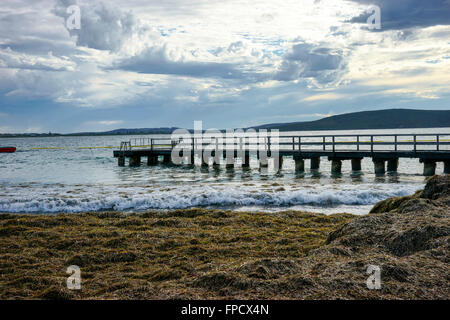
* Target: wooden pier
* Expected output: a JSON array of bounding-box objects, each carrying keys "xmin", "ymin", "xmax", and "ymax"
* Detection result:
[{"xmin": 113, "ymin": 133, "xmax": 450, "ymax": 176}]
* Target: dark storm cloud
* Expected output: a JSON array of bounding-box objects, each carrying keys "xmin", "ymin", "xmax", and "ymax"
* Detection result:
[
  {"xmin": 112, "ymin": 46, "xmax": 244, "ymax": 79},
  {"xmin": 348, "ymin": 0, "xmax": 450, "ymax": 30},
  {"xmin": 113, "ymin": 42, "xmax": 348, "ymax": 86},
  {"xmin": 274, "ymin": 43, "xmax": 346, "ymax": 85}
]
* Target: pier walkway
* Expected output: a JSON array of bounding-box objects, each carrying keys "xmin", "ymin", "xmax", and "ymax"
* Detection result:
[{"xmin": 113, "ymin": 133, "xmax": 450, "ymax": 176}]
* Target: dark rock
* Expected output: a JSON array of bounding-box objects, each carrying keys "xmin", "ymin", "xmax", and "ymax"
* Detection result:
[
  {"xmin": 387, "ymin": 225, "xmax": 450, "ymax": 256},
  {"xmin": 420, "ymin": 175, "xmax": 450, "ymax": 200}
]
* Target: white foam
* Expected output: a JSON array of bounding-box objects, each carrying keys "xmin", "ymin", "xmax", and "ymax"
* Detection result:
[{"xmin": 0, "ymin": 182, "xmax": 422, "ymax": 214}]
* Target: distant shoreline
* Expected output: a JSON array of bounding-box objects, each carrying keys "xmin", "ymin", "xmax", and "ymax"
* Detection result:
[
  {"xmin": 2, "ymin": 124, "xmax": 450, "ymax": 138},
  {"xmin": 2, "ymin": 108, "xmax": 450, "ymax": 138}
]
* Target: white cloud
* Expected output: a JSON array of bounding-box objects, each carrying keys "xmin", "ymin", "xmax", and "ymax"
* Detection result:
[
  {"xmin": 0, "ymin": 47, "xmax": 76, "ymax": 71},
  {"xmin": 303, "ymin": 93, "xmax": 343, "ymax": 102},
  {"xmin": 0, "ymin": 0, "xmax": 448, "ymax": 132},
  {"xmin": 54, "ymin": 0, "xmax": 137, "ymax": 52},
  {"xmin": 314, "ymin": 112, "xmax": 337, "ymax": 118},
  {"xmin": 86, "ymin": 120, "xmax": 123, "ymax": 126}
]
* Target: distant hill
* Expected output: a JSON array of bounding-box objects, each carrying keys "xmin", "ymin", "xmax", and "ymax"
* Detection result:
[
  {"xmin": 250, "ymin": 109, "xmax": 450, "ymax": 131},
  {"xmin": 0, "ymin": 127, "xmax": 180, "ymax": 138},
  {"xmin": 1, "ymin": 109, "xmax": 449, "ymax": 138},
  {"xmin": 65, "ymin": 127, "xmax": 180, "ymax": 136}
]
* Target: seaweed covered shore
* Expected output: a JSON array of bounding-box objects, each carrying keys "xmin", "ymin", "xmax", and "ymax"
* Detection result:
[{"xmin": 1, "ymin": 175, "xmax": 449, "ymax": 299}]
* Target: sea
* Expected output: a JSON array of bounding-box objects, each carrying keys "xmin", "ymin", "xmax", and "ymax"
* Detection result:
[{"xmin": 1, "ymin": 128, "xmax": 449, "ymax": 215}]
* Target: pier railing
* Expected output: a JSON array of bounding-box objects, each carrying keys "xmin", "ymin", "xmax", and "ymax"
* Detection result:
[{"xmin": 121, "ymin": 133, "xmax": 450, "ymax": 153}]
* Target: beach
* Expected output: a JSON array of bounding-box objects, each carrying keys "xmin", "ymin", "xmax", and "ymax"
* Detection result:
[
  {"xmin": 1, "ymin": 175, "xmax": 449, "ymax": 300},
  {"xmin": 0, "ymin": 209, "xmax": 354, "ymax": 299}
]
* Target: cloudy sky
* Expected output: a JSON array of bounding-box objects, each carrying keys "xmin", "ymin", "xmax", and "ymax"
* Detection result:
[{"xmin": 0, "ymin": 0, "xmax": 449, "ymax": 133}]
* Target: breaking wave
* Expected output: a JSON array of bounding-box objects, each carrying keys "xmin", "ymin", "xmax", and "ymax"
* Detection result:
[{"xmin": 0, "ymin": 183, "xmax": 422, "ymax": 213}]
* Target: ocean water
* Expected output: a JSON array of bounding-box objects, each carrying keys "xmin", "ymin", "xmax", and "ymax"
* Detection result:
[{"xmin": 0, "ymin": 128, "xmax": 449, "ymax": 215}]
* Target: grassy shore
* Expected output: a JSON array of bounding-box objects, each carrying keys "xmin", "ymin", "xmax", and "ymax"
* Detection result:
[
  {"xmin": 0, "ymin": 209, "xmax": 354, "ymax": 299},
  {"xmin": 1, "ymin": 175, "xmax": 449, "ymax": 300}
]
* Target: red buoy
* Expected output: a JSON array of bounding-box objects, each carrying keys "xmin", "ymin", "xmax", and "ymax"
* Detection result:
[{"xmin": 0, "ymin": 146, "xmax": 16, "ymax": 153}]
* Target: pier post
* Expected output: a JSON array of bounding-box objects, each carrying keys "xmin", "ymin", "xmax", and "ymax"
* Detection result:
[
  {"xmin": 226, "ymin": 156, "xmax": 235, "ymax": 169},
  {"xmin": 212, "ymin": 153, "xmax": 221, "ymax": 169},
  {"xmin": 331, "ymin": 159, "xmax": 342, "ymax": 175},
  {"xmin": 258, "ymin": 154, "xmax": 269, "ymax": 168},
  {"xmin": 242, "ymin": 154, "xmax": 250, "ymax": 168},
  {"xmin": 118, "ymin": 156, "xmax": 125, "ymax": 167},
  {"xmin": 129, "ymin": 156, "xmax": 141, "ymax": 167},
  {"xmin": 147, "ymin": 156, "xmax": 158, "ymax": 166},
  {"xmin": 201, "ymin": 155, "xmax": 209, "ymax": 168},
  {"xmin": 444, "ymin": 161, "xmax": 450, "ymax": 174},
  {"xmin": 311, "ymin": 157, "xmax": 320, "ymax": 171},
  {"xmin": 259, "ymin": 162, "xmax": 268, "ymax": 168},
  {"xmin": 373, "ymin": 159, "xmax": 385, "ymax": 175},
  {"xmin": 351, "ymin": 158, "xmax": 362, "ymax": 171},
  {"xmin": 163, "ymin": 155, "xmax": 171, "ymax": 164},
  {"xmin": 423, "ymin": 160, "xmax": 436, "ymax": 176},
  {"xmin": 294, "ymin": 157, "xmax": 305, "ymax": 172},
  {"xmin": 276, "ymin": 156, "xmax": 284, "ymax": 171},
  {"xmin": 189, "ymin": 153, "xmax": 195, "ymax": 166},
  {"xmin": 387, "ymin": 158, "xmax": 399, "ymax": 172}
]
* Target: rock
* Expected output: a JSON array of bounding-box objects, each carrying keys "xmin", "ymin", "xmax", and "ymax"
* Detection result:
[
  {"xmin": 420, "ymin": 175, "xmax": 450, "ymax": 199},
  {"xmin": 370, "ymin": 175, "xmax": 450, "ymax": 214},
  {"xmin": 396, "ymin": 198, "xmax": 438, "ymax": 214},
  {"xmin": 369, "ymin": 194, "xmax": 416, "ymax": 213},
  {"xmin": 387, "ymin": 225, "xmax": 450, "ymax": 256}
]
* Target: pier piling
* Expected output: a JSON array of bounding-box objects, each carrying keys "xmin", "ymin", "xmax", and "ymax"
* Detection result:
[
  {"xmin": 423, "ymin": 160, "xmax": 436, "ymax": 176},
  {"xmin": 259, "ymin": 154, "xmax": 269, "ymax": 168},
  {"xmin": 201, "ymin": 155, "xmax": 209, "ymax": 168},
  {"xmin": 189, "ymin": 153, "xmax": 195, "ymax": 166},
  {"xmin": 331, "ymin": 159, "xmax": 342, "ymax": 174},
  {"xmin": 311, "ymin": 157, "xmax": 320, "ymax": 171},
  {"xmin": 277, "ymin": 157, "xmax": 284, "ymax": 170},
  {"xmin": 226, "ymin": 156, "xmax": 235, "ymax": 169},
  {"xmin": 129, "ymin": 156, "xmax": 141, "ymax": 167},
  {"xmin": 118, "ymin": 156, "xmax": 125, "ymax": 167},
  {"xmin": 147, "ymin": 156, "xmax": 158, "ymax": 166},
  {"xmin": 387, "ymin": 158, "xmax": 399, "ymax": 172},
  {"xmin": 373, "ymin": 159, "xmax": 385, "ymax": 175},
  {"xmin": 445, "ymin": 161, "xmax": 450, "ymax": 174},
  {"xmin": 163, "ymin": 155, "xmax": 171, "ymax": 164},
  {"xmin": 213, "ymin": 157, "xmax": 221, "ymax": 169},
  {"xmin": 242, "ymin": 154, "xmax": 250, "ymax": 168},
  {"xmin": 351, "ymin": 158, "xmax": 362, "ymax": 171},
  {"xmin": 294, "ymin": 157, "xmax": 305, "ymax": 172}
]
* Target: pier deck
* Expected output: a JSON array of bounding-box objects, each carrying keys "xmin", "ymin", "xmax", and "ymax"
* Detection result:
[{"xmin": 113, "ymin": 133, "xmax": 450, "ymax": 175}]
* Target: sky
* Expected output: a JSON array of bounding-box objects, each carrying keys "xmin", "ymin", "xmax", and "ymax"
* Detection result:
[{"xmin": 0, "ymin": 0, "xmax": 449, "ymax": 133}]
